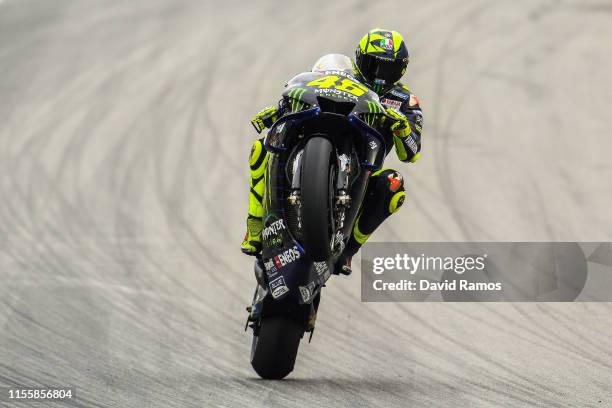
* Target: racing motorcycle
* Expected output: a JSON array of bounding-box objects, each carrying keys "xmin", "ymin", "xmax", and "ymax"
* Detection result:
[{"xmin": 246, "ymin": 55, "xmax": 391, "ymax": 379}]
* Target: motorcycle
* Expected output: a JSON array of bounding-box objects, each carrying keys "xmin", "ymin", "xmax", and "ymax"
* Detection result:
[{"xmin": 246, "ymin": 55, "xmax": 389, "ymax": 379}]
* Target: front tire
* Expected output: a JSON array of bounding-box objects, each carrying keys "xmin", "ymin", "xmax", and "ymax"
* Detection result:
[
  {"xmin": 300, "ymin": 137, "xmax": 334, "ymax": 261},
  {"xmin": 250, "ymin": 317, "xmax": 304, "ymax": 379}
]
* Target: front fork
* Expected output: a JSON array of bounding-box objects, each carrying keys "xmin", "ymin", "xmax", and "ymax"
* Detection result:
[{"xmin": 286, "ymin": 145, "xmax": 353, "ymax": 254}]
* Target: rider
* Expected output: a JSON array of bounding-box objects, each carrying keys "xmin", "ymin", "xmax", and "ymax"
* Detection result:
[{"xmin": 241, "ymin": 28, "xmax": 423, "ymax": 275}]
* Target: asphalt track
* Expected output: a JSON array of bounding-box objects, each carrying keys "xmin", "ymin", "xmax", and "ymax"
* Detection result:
[{"xmin": 1, "ymin": 0, "xmax": 612, "ymax": 407}]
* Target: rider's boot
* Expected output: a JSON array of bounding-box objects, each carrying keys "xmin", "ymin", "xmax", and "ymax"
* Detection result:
[
  {"xmin": 241, "ymin": 139, "xmax": 268, "ymax": 256},
  {"xmin": 334, "ymin": 216, "xmax": 368, "ymax": 275},
  {"xmin": 241, "ymin": 216, "xmax": 263, "ymax": 255}
]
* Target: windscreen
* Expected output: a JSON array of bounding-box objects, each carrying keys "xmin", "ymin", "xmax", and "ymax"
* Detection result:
[{"xmin": 311, "ymin": 54, "xmax": 354, "ymax": 74}]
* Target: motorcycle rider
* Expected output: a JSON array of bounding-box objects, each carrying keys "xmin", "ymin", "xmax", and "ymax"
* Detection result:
[{"xmin": 241, "ymin": 28, "xmax": 423, "ymax": 275}]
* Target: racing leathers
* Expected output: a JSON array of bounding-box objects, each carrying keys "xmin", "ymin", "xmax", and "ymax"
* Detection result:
[{"xmin": 241, "ymin": 80, "xmax": 423, "ymax": 273}]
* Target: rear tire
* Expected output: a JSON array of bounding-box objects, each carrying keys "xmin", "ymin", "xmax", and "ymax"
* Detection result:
[
  {"xmin": 301, "ymin": 137, "xmax": 334, "ymax": 261},
  {"xmin": 250, "ymin": 317, "xmax": 304, "ymax": 379}
]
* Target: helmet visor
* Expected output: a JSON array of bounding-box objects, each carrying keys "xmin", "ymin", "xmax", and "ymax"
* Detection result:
[{"xmin": 359, "ymin": 53, "xmax": 406, "ymax": 85}]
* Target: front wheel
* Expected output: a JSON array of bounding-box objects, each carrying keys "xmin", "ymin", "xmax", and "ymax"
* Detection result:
[
  {"xmin": 300, "ymin": 137, "xmax": 334, "ymax": 261},
  {"xmin": 250, "ymin": 317, "xmax": 304, "ymax": 379}
]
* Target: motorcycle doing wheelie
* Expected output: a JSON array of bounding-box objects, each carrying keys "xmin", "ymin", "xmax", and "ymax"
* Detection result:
[{"xmin": 246, "ymin": 55, "xmax": 392, "ymax": 379}]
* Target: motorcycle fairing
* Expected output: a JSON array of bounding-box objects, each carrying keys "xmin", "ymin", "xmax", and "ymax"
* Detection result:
[
  {"xmin": 283, "ymin": 70, "xmax": 384, "ymax": 117},
  {"xmin": 255, "ymin": 72, "xmax": 387, "ymax": 306}
]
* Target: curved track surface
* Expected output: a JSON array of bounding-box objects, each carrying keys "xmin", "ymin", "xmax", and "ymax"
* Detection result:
[{"xmin": 1, "ymin": 0, "xmax": 612, "ymax": 406}]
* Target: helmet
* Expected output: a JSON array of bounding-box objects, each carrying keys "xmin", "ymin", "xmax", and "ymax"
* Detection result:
[{"xmin": 355, "ymin": 28, "xmax": 409, "ymax": 93}]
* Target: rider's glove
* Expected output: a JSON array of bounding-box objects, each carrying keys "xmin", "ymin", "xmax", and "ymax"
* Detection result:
[
  {"xmin": 385, "ymin": 107, "xmax": 412, "ymax": 138},
  {"xmin": 251, "ymin": 106, "xmax": 279, "ymax": 134}
]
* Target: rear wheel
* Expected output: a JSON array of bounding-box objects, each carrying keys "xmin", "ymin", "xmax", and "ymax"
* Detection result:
[
  {"xmin": 300, "ymin": 137, "xmax": 334, "ymax": 261},
  {"xmin": 250, "ymin": 317, "xmax": 304, "ymax": 379}
]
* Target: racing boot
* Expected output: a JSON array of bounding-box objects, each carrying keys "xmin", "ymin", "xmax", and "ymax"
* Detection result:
[
  {"xmin": 241, "ymin": 138, "xmax": 268, "ymax": 255},
  {"xmin": 334, "ymin": 253, "xmax": 353, "ymax": 276},
  {"xmin": 241, "ymin": 216, "xmax": 263, "ymax": 255},
  {"xmin": 334, "ymin": 226, "xmax": 363, "ymax": 275},
  {"xmin": 333, "ymin": 214, "xmax": 368, "ymax": 275}
]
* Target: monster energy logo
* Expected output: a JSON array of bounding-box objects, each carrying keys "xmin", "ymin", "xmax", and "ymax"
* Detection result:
[
  {"xmin": 364, "ymin": 100, "xmax": 381, "ymax": 125},
  {"xmin": 288, "ymin": 88, "xmax": 307, "ymax": 112},
  {"xmin": 366, "ymin": 101, "xmax": 381, "ymax": 113}
]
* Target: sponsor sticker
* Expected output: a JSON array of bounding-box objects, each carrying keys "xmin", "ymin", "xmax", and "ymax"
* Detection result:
[
  {"xmin": 262, "ymin": 219, "xmax": 286, "ymax": 240},
  {"xmin": 273, "ymin": 246, "xmax": 301, "ymax": 269},
  {"xmin": 317, "ymin": 268, "xmax": 331, "ymax": 284},
  {"xmin": 264, "ymin": 258, "xmax": 278, "ymax": 276},
  {"xmin": 415, "ymin": 113, "xmax": 423, "ymax": 127},
  {"xmin": 298, "ymin": 281, "xmax": 317, "ymax": 303},
  {"xmin": 331, "ymin": 231, "xmax": 345, "ymax": 252},
  {"xmin": 314, "ymin": 261, "xmax": 328, "ymax": 275},
  {"xmin": 381, "ymin": 98, "xmax": 402, "ymax": 109},
  {"xmin": 323, "ymin": 70, "xmax": 357, "ymax": 80},
  {"xmin": 387, "ymin": 172, "xmax": 403, "ymax": 192},
  {"xmin": 380, "ymin": 38, "xmax": 394, "ymax": 51},
  {"xmin": 264, "ymin": 235, "xmax": 282, "ymax": 248},
  {"xmin": 389, "ymin": 89, "xmax": 409, "ymax": 100},
  {"xmin": 369, "ymin": 140, "xmax": 378, "ymax": 150},
  {"xmin": 299, "ymin": 286, "xmax": 311, "ymax": 303},
  {"xmin": 315, "ymin": 88, "xmax": 358, "ymax": 102},
  {"xmin": 406, "ymin": 136, "xmax": 419, "ymax": 154},
  {"xmin": 269, "ymin": 276, "xmax": 289, "ymax": 299}
]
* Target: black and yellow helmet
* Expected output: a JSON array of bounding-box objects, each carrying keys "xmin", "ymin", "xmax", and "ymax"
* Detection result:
[{"xmin": 355, "ymin": 28, "xmax": 409, "ymax": 92}]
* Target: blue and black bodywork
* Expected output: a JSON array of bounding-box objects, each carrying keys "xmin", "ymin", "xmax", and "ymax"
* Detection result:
[{"xmin": 247, "ymin": 69, "xmax": 388, "ymax": 335}]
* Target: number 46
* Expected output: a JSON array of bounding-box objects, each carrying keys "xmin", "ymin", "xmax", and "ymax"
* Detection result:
[{"xmin": 307, "ymin": 75, "xmax": 368, "ymax": 97}]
